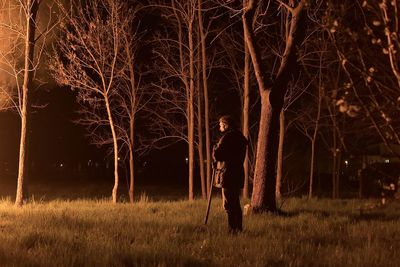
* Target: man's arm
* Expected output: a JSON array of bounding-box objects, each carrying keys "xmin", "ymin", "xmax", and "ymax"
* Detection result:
[{"xmin": 213, "ymin": 135, "xmax": 228, "ymax": 162}]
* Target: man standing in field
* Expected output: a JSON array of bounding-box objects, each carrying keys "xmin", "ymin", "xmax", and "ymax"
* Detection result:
[{"xmin": 213, "ymin": 115, "xmax": 248, "ymax": 234}]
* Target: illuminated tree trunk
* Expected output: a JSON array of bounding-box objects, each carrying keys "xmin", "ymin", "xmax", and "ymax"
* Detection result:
[
  {"xmin": 196, "ymin": 39, "xmax": 206, "ymax": 199},
  {"xmin": 188, "ymin": 16, "xmax": 195, "ymax": 201},
  {"xmin": 125, "ymin": 39, "xmax": 137, "ymax": 204},
  {"xmin": 197, "ymin": 0, "xmax": 212, "ymax": 195},
  {"xmin": 15, "ymin": 0, "xmax": 39, "ymax": 206},
  {"xmin": 242, "ymin": 35, "xmax": 250, "ymax": 199},
  {"xmin": 243, "ymin": 0, "xmax": 307, "ymax": 212},
  {"xmin": 129, "ymin": 118, "xmax": 135, "ymax": 203},
  {"xmin": 276, "ymin": 111, "xmax": 285, "ymax": 199},
  {"xmin": 105, "ymin": 96, "xmax": 120, "ymax": 203}
]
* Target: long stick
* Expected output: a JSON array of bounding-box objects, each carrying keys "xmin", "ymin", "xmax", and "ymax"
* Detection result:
[{"xmin": 204, "ymin": 167, "xmax": 215, "ymax": 225}]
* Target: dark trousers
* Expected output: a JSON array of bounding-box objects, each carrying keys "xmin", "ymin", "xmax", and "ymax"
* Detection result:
[{"xmin": 222, "ymin": 188, "xmax": 243, "ymax": 232}]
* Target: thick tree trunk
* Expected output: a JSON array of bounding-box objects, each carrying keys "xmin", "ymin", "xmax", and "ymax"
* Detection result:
[
  {"xmin": 243, "ymin": 0, "xmax": 307, "ymax": 212},
  {"xmin": 197, "ymin": 0, "xmax": 212, "ymax": 195},
  {"xmin": 251, "ymin": 91, "xmax": 281, "ymax": 212},
  {"xmin": 15, "ymin": 0, "xmax": 39, "ymax": 206},
  {"xmin": 105, "ymin": 96, "xmax": 119, "ymax": 203},
  {"xmin": 276, "ymin": 111, "xmax": 285, "ymax": 199}
]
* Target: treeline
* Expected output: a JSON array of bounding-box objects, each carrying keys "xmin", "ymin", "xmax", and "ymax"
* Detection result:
[{"xmin": 0, "ymin": 0, "xmax": 398, "ymax": 208}]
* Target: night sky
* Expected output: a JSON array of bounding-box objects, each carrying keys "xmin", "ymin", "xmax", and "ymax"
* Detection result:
[{"xmin": 0, "ymin": 0, "xmax": 399, "ymax": 201}]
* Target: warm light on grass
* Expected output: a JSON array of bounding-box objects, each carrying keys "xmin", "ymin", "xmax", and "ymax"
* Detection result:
[{"xmin": 0, "ymin": 198, "xmax": 399, "ymax": 266}]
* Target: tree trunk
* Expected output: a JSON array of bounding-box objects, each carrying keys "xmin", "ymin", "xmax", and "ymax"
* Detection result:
[
  {"xmin": 196, "ymin": 36, "xmax": 206, "ymax": 199},
  {"xmin": 309, "ymin": 86, "xmax": 321, "ymax": 199},
  {"xmin": 197, "ymin": 0, "xmax": 212, "ymax": 195},
  {"xmin": 124, "ymin": 37, "xmax": 137, "ymax": 204},
  {"xmin": 251, "ymin": 91, "xmax": 281, "ymax": 212},
  {"xmin": 242, "ymin": 30, "xmax": 250, "ymax": 199},
  {"xmin": 336, "ymin": 150, "xmax": 341, "ymax": 198},
  {"xmin": 15, "ymin": 0, "xmax": 39, "ymax": 206},
  {"xmin": 358, "ymin": 158, "xmax": 366, "ymax": 198},
  {"xmin": 308, "ymin": 138, "xmax": 316, "ymax": 198},
  {"xmin": 188, "ymin": 18, "xmax": 195, "ymax": 201},
  {"xmin": 129, "ymin": 118, "xmax": 135, "ymax": 204},
  {"xmin": 243, "ymin": 0, "xmax": 307, "ymax": 212},
  {"xmin": 276, "ymin": 111, "xmax": 285, "ymax": 199},
  {"xmin": 105, "ymin": 96, "xmax": 119, "ymax": 203},
  {"xmin": 172, "ymin": 0, "xmax": 193, "ymax": 200}
]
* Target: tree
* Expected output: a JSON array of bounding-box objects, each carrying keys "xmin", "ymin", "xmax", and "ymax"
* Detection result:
[
  {"xmin": 242, "ymin": 0, "xmax": 308, "ymax": 212},
  {"xmin": 197, "ymin": 0, "xmax": 212, "ymax": 197},
  {"xmin": 147, "ymin": 0, "xmax": 197, "ymax": 200},
  {"xmin": 51, "ymin": 0, "xmax": 133, "ymax": 203},
  {"xmin": 114, "ymin": 27, "xmax": 146, "ymax": 203},
  {"xmin": 328, "ymin": 0, "xmax": 400, "ymax": 155},
  {"xmin": 0, "ymin": 0, "xmax": 55, "ymax": 206}
]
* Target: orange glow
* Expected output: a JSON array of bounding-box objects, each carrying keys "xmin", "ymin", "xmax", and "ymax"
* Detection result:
[{"xmin": 0, "ymin": 2, "xmax": 21, "ymax": 109}]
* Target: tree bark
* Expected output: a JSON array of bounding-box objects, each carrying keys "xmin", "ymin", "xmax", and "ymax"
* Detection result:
[
  {"xmin": 188, "ymin": 16, "xmax": 195, "ymax": 201},
  {"xmin": 129, "ymin": 118, "xmax": 135, "ymax": 203},
  {"xmin": 276, "ymin": 111, "xmax": 285, "ymax": 199},
  {"xmin": 242, "ymin": 28, "xmax": 250, "ymax": 199},
  {"xmin": 15, "ymin": 0, "xmax": 39, "ymax": 206},
  {"xmin": 308, "ymin": 87, "xmax": 322, "ymax": 199},
  {"xmin": 125, "ymin": 38, "xmax": 137, "ymax": 204},
  {"xmin": 197, "ymin": 0, "xmax": 212, "ymax": 195},
  {"xmin": 196, "ymin": 34, "xmax": 206, "ymax": 199},
  {"xmin": 243, "ymin": 0, "xmax": 307, "ymax": 212},
  {"xmin": 309, "ymin": 137, "xmax": 316, "ymax": 198},
  {"xmin": 105, "ymin": 96, "xmax": 119, "ymax": 203}
]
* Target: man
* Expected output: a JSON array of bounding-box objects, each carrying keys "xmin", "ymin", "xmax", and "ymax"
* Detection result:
[{"xmin": 212, "ymin": 115, "xmax": 248, "ymax": 234}]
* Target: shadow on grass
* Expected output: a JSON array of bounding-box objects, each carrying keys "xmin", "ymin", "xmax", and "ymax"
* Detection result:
[
  {"xmin": 288, "ymin": 208, "xmax": 400, "ymax": 222},
  {"xmin": 0, "ymin": 248, "xmax": 210, "ymax": 267},
  {"xmin": 349, "ymin": 212, "xmax": 400, "ymax": 222}
]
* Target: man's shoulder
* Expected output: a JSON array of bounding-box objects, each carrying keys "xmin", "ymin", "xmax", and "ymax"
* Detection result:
[{"xmin": 226, "ymin": 129, "xmax": 247, "ymax": 143}]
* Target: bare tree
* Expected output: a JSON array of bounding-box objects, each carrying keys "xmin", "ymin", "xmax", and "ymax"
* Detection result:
[
  {"xmin": 115, "ymin": 27, "xmax": 146, "ymax": 203},
  {"xmin": 242, "ymin": 0, "xmax": 308, "ymax": 212},
  {"xmin": 0, "ymin": 0, "xmax": 56, "ymax": 206},
  {"xmin": 147, "ymin": 0, "xmax": 198, "ymax": 200},
  {"xmin": 51, "ymin": 0, "xmax": 132, "ymax": 203},
  {"xmin": 197, "ymin": 0, "xmax": 213, "ymax": 197}
]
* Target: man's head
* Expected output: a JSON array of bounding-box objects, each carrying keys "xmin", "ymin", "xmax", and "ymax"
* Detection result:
[{"xmin": 219, "ymin": 115, "xmax": 235, "ymax": 132}]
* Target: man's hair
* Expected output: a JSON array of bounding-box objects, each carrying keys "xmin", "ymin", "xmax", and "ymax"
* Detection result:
[{"xmin": 219, "ymin": 115, "xmax": 237, "ymax": 129}]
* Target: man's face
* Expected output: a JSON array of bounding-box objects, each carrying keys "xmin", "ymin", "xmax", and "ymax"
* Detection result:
[{"xmin": 219, "ymin": 121, "xmax": 228, "ymax": 132}]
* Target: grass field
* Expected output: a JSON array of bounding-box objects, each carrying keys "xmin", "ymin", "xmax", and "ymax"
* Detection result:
[{"xmin": 0, "ymin": 196, "xmax": 399, "ymax": 267}]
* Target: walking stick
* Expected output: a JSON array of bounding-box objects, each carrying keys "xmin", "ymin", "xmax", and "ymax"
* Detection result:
[{"xmin": 204, "ymin": 166, "xmax": 216, "ymax": 225}]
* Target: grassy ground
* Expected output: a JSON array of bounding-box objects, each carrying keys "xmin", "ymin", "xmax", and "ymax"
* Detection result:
[{"xmin": 0, "ymin": 197, "xmax": 399, "ymax": 267}]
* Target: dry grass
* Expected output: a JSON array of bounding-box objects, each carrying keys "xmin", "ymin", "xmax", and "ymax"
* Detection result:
[{"xmin": 0, "ymin": 197, "xmax": 399, "ymax": 266}]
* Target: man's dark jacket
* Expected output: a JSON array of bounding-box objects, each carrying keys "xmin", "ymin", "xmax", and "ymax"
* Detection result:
[{"xmin": 213, "ymin": 129, "xmax": 248, "ymax": 189}]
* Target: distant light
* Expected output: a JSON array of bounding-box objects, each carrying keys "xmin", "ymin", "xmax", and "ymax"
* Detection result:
[
  {"xmin": 384, "ymin": 159, "xmax": 390, "ymax": 164},
  {"xmin": 185, "ymin": 157, "xmax": 189, "ymax": 164},
  {"xmin": 344, "ymin": 160, "xmax": 349, "ymax": 167},
  {"xmin": 118, "ymin": 157, "xmax": 121, "ymax": 161},
  {"xmin": 59, "ymin": 163, "xmax": 64, "ymax": 167}
]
